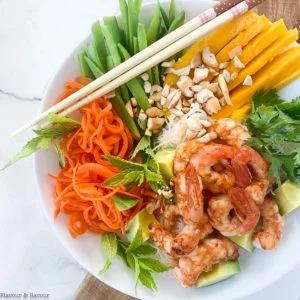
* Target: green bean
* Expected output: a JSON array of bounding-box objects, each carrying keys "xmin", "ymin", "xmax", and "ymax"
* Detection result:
[
  {"xmin": 147, "ymin": 2, "xmax": 161, "ymax": 45},
  {"xmin": 119, "ymin": 0, "xmax": 129, "ymax": 49},
  {"xmin": 78, "ymin": 52, "xmax": 94, "ymax": 79},
  {"xmin": 128, "ymin": 0, "xmax": 138, "ymax": 54},
  {"xmin": 133, "ymin": 36, "xmax": 139, "ymax": 54},
  {"xmin": 137, "ymin": 23, "xmax": 153, "ymax": 84},
  {"xmin": 112, "ymin": 91, "xmax": 141, "ymax": 137},
  {"xmin": 91, "ymin": 21, "xmax": 107, "ymax": 71},
  {"xmin": 168, "ymin": 11, "xmax": 185, "ymax": 33},
  {"xmin": 118, "ymin": 43, "xmax": 151, "ymax": 110},
  {"xmin": 169, "ymin": 0, "xmax": 176, "ymax": 25},
  {"xmin": 84, "ymin": 56, "xmax": 104, "ymax": 78},
  {"xmin": 160, "ymin": 3, "xmax": 169, "ymax": 29},
  {"xmin": 103, "ymin": 16, "xmax": 121, "ymax": 44},
  {"xmin": 102, "ymin": 25, "xmax": 122, "ymax": 66}
]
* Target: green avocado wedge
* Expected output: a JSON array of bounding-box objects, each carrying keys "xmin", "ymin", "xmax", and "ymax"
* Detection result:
[
  {"xmin": 275, "ymin": 180, "xmax": 300, "ymax": 216},
  {"xmin": 125, "ymin": 208, "xmax": 158, "ymax": 242},
  {"xmin": 156, "ymin": 148, "xmax": 176, "ymax": 183},
  {"xmin": 196, "ymin": 260, "xmax": 241, "ymax": 288},
  {"xmin": 228, "ymin": 231, "xmax": 254, "ymax": 252}
]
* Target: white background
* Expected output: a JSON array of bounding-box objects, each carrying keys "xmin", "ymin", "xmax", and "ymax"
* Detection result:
[{"xmin": 0, "ymin": 0, "xmax": 299, "ymax": 299}]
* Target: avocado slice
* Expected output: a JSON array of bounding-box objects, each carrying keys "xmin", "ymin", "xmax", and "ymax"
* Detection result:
[
  {"xmin": 125, "ymin": 208, "xmax": 158, "ymax": 242},
  {"xmin": 229, "ymin": 231, "xmax": 254, "ymax": 252},
  {"xmin": 196, "ymin": 260, "xmax": 241, "ymax": 288},
  {"xmin": 156, "ymin": 148, "xmax": 176, "ymax": 183},
  {"xmin": 275, "ymin": 180, "xmax": 300, "ymax": 216}
]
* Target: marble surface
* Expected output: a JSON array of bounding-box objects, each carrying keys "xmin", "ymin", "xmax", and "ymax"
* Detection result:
[{"xmin": 0, "ymin": 0, "xmax": 299, "ymax": 299}]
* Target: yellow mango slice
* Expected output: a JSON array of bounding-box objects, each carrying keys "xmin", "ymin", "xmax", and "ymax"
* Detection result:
[
  {"xmin": 226, "ymin": 19, "xmax": 288, "ymax": 75},
  {"xmin": 274, "ymin": 66, "xmax": 300, "ymax": 89},
  {"xmin": 231, "ymin": 104, "xmax": 252, "ymax": 121},
  {"xmin": 216, "ymin": 15, "xmax": 270, "ymax": 63},
  {"xmin": 228, "ymin": 29, "xmax": 299, "ymax": 91},
  {"xmin": 213, "ymin": 47, "xmax": 300, "ymax": 119},
  {"xmin": 165, "ymin": 11, "xmax": 259, "ymax": 86}
]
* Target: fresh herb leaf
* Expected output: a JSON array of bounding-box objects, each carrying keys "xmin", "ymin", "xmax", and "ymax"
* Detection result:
[
  {"xmin": 131, "ymin": 136, "xmax": 151, "ymax": 158},
  {"xmin": 54, "ymin": 143, "xmax": 66, "ymax": 169},
  {"xmin": 48, "ymin": 113, "xmax": 80, "ymax": 126},
  {"xmin": 132, "ymin": 244, "xmax": 157, "ymax": 255},
  {"xmin": 103, "ymin": 170, "xmax": 145, "ymax": 186},
  {"xmin": 117, "ymin": 243, "xmax": 128, "ymax": 267},
  {"xmin": 105, "ymin": 154, "xmax": 144, "ymax": 171},
  {"xmin": 1, "ymin": 136, "xmax": 53, "ymax": 171},
  {"xmin": 278, "ymin": 97, "xmax": 300, "ymax": 120},
  {"xmin": 112, "ymin": 194, "xmax": 139, "ymax": 211},
  {"xmin": 251, "ymin": 89, "xmax": 283, "ymax": 111},
  {"xmin": 99, "ymin": 233, "xmax": 118, "ymax": 275},
  {"xmin": 138, "ymin": 269, "xmax": 157, "ymax": 291},
  {"xmin": 138, "ymin": 258, "xmax": 170, "ymax": 273},
  {"xmin": 127, "ymin": 228, "xmax": 144, "ymax": 251}
]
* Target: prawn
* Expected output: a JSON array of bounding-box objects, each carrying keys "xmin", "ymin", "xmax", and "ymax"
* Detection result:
[
  {"xmin": 253, "ymin": 197, "xmax": 283, "ymax": 250},
  {"xmin": 150, "ymin": 216, "xmax": 213, "ymax": 257},
  {"xmin": 174, "ymin": 238, "xmax": 239, "ymax": 287},
  {"xmin": 209, "ymin": 118, "xmax": 250, "ymax": 147}
]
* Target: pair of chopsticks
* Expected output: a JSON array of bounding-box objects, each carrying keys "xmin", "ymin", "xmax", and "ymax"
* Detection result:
[{"xmin": 12, "ymin": 0, "xmax": 265, "ymax": 137}]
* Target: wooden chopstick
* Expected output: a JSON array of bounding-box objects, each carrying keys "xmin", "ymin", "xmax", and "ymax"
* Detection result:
[{"xmin": 12, "ymin": 0, "xmax": 265, "ymax": 136}]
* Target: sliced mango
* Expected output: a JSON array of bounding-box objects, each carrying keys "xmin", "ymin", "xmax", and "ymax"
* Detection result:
[
  {"xmin": 226, "ymin": 19, "xmax": 288, "ymax": 75},
  {"xmin": 231, "ymin": 103, "xmax": 252, "ymax": 121},
  {"xmin": 216, "ymin": 15, "xmax": 270, "ymax": 63},
  {"xmin": 228, "ymin": 29, "xmax": 299, "ymax": 91},
  {"xmin": 274, "ymin": 64, "xmax": 300, "ymax": 89},
  {"xmin": 213, "ymin": 46, "xmax": 300, "ymax": 119},
  {"xmin": 165, "ymin": 11, "xmax": 259, "ymax": 86}
]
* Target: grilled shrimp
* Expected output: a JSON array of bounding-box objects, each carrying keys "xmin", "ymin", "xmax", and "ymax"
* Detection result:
[
  {"xmin": 174, "ymin": 238, "xmax": 239, "ymax": 287},
  {"xmin": 174, "ymin": 142, "xmax": 238, "ymax": 194},
  {"xmin": 150, "ymin": 216, "xmax": 213, "ymax": 257},
  {"xmin": 208, "ymin": 194, "xmax": 248, "ymax": 236},
  {"xmin": 209, "ymin": 118, "xmax": 250, "ymax": 147},
  {"xmin": 228, "ymin": 187, "xmax": 261, "ymax": 233},
  {"xmin": 253, "ymin": 197, "xmax": 283, "ymax": 250}
]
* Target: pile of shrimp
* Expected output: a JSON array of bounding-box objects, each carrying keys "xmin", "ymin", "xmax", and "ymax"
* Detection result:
[{"xmin": 150, "ymin": 119, "xmax": 284, "ymax": 287}]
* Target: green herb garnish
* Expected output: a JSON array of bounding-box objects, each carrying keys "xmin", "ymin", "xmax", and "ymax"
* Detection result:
[
  {"xmin": 245, "ymin": 89, "xmax": 300, "ymax": 186},
  {"xmin": 99, "ymin": 231, "xmax": 169, "ymax": 291},
  {"xmin": 1, "ymin": 114, "xmax": 80, "ymax": 171}
]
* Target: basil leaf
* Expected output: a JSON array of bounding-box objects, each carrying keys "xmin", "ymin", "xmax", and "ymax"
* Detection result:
[
  {"xmin": 99, "ymin": 233, "xmax": 118, "ymax": 275},
  {"xmin": 112, "ymin": 195, "xmax": 139, "ymax": 211},
  {"xmin": 138, "ymin": 258, "xmax": 170, "ymax": 273}
]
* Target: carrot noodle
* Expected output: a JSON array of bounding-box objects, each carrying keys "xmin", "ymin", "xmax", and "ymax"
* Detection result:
[{"xmin": 50, "ymin": 77, "xmax": 154, "ymax": 238}]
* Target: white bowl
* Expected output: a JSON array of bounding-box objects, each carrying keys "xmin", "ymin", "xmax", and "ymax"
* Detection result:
[{"xmin": 35, "ymin": 1, "xmax": 300, "ymax": 299}]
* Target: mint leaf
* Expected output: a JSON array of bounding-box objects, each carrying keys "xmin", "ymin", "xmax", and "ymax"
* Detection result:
[
  {"xmin": 54, "ymin": 143, "xmax": 66, "ymax": 169},
  {"xmin": 127, "ymin": 228, "xmax": 144, "ymax": 251},
  {"xmin": 117, "ymin": 243, "xmax": 128, "ymax": 267},
  {"xmin": 33, "ymin": 123, "xmax": 80, "ymax": 138},
  {"xmin": 1, "ymin": 136, "xmax": 53, "ymax": 171},
  {"xmin": 133, "ymin": 244, "xmax": 157, "ymax": 255},
  {"xmin": 99, "ymin": 233, "xmax": 118, "ymax": 275},
  {"xmin": 105, "ymin": 154, "xmax": 144, "ymax": 171},
  {"xmin": 103, "ymin": 170, "xmax": 145, "ymax": 186},
  {"xmin": 138, "ymin": 269, "xmax": 157, "ymax": 291},
  {"xmin": 131, "ymin": 136, "xmax": 151, "ymax": 158},
  {"xmin": 48, "ymin": 113, "xmax": 80, "ymax": 126},
  {"xmin": 112, "ymin": 195, "xmax": 139, "ymax": 211},
  {"xmin": 138, "ymin": 258, "xmax": 169, "ymax": 273}
]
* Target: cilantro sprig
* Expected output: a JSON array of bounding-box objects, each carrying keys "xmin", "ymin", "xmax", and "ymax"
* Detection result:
[
  {"xmin": 245, "ymin": 90, "xmax": 300, "ymax": 186},
  {"xmin": 103, "ymin": 136, "xmax": 166, "ymax": 191},
  {"xmin": 99, "ymin": 230, "xmax": 170, "ymax": 291},
  {"xmin": 1, "ymin": 113, "xmax": 80, "ymax": 171}
]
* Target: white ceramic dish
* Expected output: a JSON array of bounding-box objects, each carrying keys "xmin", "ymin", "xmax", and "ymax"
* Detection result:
[{"xmin": 35, "ymin": 1, "xmax": 300, "ymax": 299}]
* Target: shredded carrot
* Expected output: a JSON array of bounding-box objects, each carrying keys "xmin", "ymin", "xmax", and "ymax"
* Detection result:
[{"xmin": 50, "ymin": 77, "xmax": 147, "ymax": 238}]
